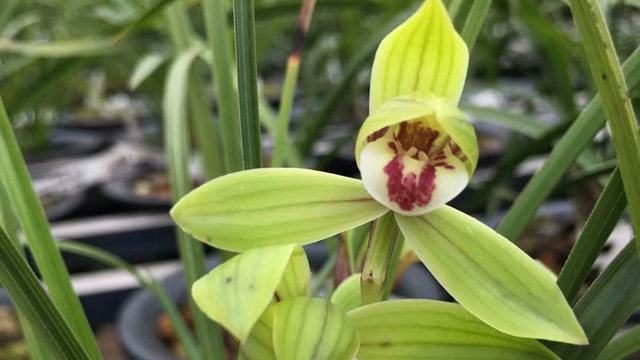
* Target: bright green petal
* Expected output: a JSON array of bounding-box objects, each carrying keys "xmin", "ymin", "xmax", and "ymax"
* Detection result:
[
  {"xmin": 277, "ymin": 245, "xmax": 311, "ymax": 299},
  {"xmin": 238, "ymin": 306, "xmax": 277, "ymax": 360},
  {"xmin": 171, "ymin": 168, "xmax": 389, "ymax": 251},
  {"xmin": 331, "ymin": 273, "xmax": 362, "ymax": 312},
  {"xmin": 273, "ymin": 298, "xmax": 359, "ymax": 360},
  {"xmin": 192, "ymin": 244, "xmax": 307, "ymax": 340},
  {"xmin": 369, "ymin": 0, "xmax": 468, "ymax": 112},
  {"xmin": 349, "ymin": 300, "xmax": 562, "ymax": 360},
  {"xmin": 395, "ymin": 207, "xmax": 588, "ymax": 345}
]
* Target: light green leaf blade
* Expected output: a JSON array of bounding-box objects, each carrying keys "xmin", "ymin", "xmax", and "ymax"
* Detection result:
[
  {"xmin": 369, "ymin": 0, "xmax": 468, "ymax": 111},
  {"xmin": 192, "ymin": 244, "xmax": 296, "ymax": 340},
  {"xmin": 331, "ymin": 273, "xmax": 361, "ymax": 312},
  {"xmin": 276, "ymin": 245, "xmax": 311, "ymax": 299},
  {"xmin": 238, "ymin": 306, "xmax": 277, "ymax": 360},
  {"xmin": 0, "ymin": 38, "xmax": 113, "ymax": 57},
  {"xmin": 171, "ymin": 168, "xmax": 389, "ymax": 251},
  {"xmin": 349, "ymin": 300, "xmax": 561, "ymax": 360},
  {"xmin": 272, "ymin": 297, "xmax": 359, "ymax": 360},
  {"xmin": 395, "ymin": 207, "xmax": 587, "ymax": 345},
  {"xmin": 129, "ymin": 52, "xmax": 167, "ymax": 90}
]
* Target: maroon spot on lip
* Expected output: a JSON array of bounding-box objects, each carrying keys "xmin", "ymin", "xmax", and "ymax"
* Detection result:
[
  {"xmin": 388, "ymin": 141, "xmax": 398, "ymax": 153},
  {"xmin": 434, "ymin": 162, "xmax": 448, "ymax": 167},
  {"xmin": 435, "ymin": 155, "xmax": 447, "ymax": 161},
  {"xmin": 383, "ymin": 155, "xmax": 436, "ymax": 212},
  {"xmin": 367, "ymin": 127, "xmax": 389, "ymax": 143},
  {"xmin": 445, "ymin": 165, "xmax": 455, "ymax": 170}
]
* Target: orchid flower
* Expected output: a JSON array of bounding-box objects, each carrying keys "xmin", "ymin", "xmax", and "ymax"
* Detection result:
[{"xmin": 171, "ymin": 0, "xmax": 587, "ymax": 351}]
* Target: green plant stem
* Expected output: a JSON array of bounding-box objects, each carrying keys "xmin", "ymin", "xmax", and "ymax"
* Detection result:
[
  {"xmin": 496, "ymin": 46, "xmax": 640, "ymax": 241},
  {"xmin": 202, "ymin": 0, "xmax": 244, "ymax": 173},
  {"xmin": 163, "ymin": 44, "xmax": 225, "ymax": 360},
  {"xmin": 0, "ymin": 99, "xmax": 102, "ymax": 359},
  {"xmin": 567, "ymin": 0, "xmax": 640, "ymax": 256},
  {"xmin": 233, "ymin": 0, "xmax": 262, "ymax": 170},
  {"xmin": 0, "ymin": 226, "xmax": 91, "ymax": 360},
  {"xmin": 272, "ymin": 0, "xmax": 317, "ymax": 167},
  {"xmin": 166, "ymin": 2, "xmax": 225, "ymax": 179},
  {"xmin": 556, "ymin": 168, "xmax": 626, "ymax": 303},
  {"xmin": 56, "ymin": 242, "xmax": 203, "ymax": 360},
  {"xmin": 459, "ymin": 0, "xmax": 493, "ymax": 51},
  {"xmin": 548, "ymin": 240, "xmax": 640, "ymax": 360},
  {"xmin": 361, "ymin": 212, "xmax": 399, "ymax": 305},
  {"xmin": 382, "ymin": 234, "xmax": 404, "ymax": 301}
]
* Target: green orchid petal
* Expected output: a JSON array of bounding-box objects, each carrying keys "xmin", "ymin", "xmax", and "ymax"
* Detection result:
[
  {"xmin": 192, "ymin": 244, "xmax": 310, "ymax": 340},
  {"xmin": 238, "ymin": 306, "xmax": 277, "ymax": 360},
  {"xmin": 349, "ymin": 300, "xmax": 562, "ymax": 360},
  {"xmin": 395, "ymin": 207, "xmax": 588, "ymax": 345},
  {"xmin": 331, "ymin": 273, "xmax": 362, "ymax": 312},
  {"xmin": 171, "ymin": 168, "xmax": 389, "ymax": 252},
  {"xmin": 273, "ymin": 297, "xmax": 360, "ymax": 360},
  {"xmin": 355, "ymin": 95, "xmax": 477, "ymax": 215},
  {"xmin": 369, "ymin": 0, "xmax": 468, "ymax": 113}
]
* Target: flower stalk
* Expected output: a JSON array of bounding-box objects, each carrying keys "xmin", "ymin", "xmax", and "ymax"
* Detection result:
[{"xmin": 361, "ymin": 212, "xmax": 399, "ymax": 305}]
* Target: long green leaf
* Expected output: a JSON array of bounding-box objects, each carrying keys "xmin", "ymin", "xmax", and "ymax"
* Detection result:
[
  {"xmin": 0, "ymin": 99, "xmax": 102, "ymax": 359},
  {"xmin": 596, "ymin": 326, "xmax": 640, "ymax": 360},
  {"xmin": 396, "ymin": 206, "xmax": 587, "ymax": 344},
  {"xmin": 128, "ymin": 52, "xmax": 167, "ymax": 90},
  {"xmin": 459, "ymin": 0, "xmax": 492, "ymax": 51},
  {"xmin": 557, "ymin": 168, "xmax": 626, "ymax": 302},
  {"xmin": 233, "ymin": 0, "xmax": 262, "ymax": 170},
  {"xmin": 461, "ymin": 105, "xmax": 549, "ymax": 138},
  {"xmin": 350, "ymin": 300, "xmax": 561, "ymax": 360},
  {"xmin": 567, "ymin": 0, "xmax": 640, "ymax": 255},
  {"xmin": 548, "ymin": 240, "xmax": 640, "ymax": 360},
  {"xmin": 112, "ymin": 0, "xmax": 178, "ymax": 43},
  {"xmin": 0, "ymin": 226, "xmax": 91, "ymax": 360},
  {"xmin": 0, "ymin": 38, "xmax": 113, "ymax": 57},
  {"xmin": 56, "ymin": 242, "xmax": 203, "ymax": 360},
  {"xmin": 202, "ymin": 0, "xmax": 244, "ymax": 173},
  {"xmin": 0, "ymin": 176, "xmax": 48, "ymax": 360},
  {"xmin": 163, "ymin": 45, "xmax": 225, "ymax": 360},
  {"xmin": 497, "ymin": 46, "xmax": 640, "ymax": 241},
  {"xmin": 170, "ymin": 168, "xmax": 389, "ymax": 251},
  {"xmin": 271, "ymin": 0, "xmax": 317, "ymax": 167}
]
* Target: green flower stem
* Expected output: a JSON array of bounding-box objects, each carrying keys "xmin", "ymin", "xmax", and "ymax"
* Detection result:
[
  {"xmin": 0, "ymin": 99, "xmax": 103, "ymax": 360},
  {"xmin": 361, "ymin": 212, "xmax": 399, "ymax": 305},
  {"xmin": 233, "ymin": 0, "xmax": 262, "ymax": 170},
  {"xmin": 567, "ymin": 0, "xmax": 640, "ymax": 256},
  {"xmin": 0, "ymin": 226, "xmax": 92, "ymax": 360},
  {"xmin": 272, "ymin": 0, "xmax": 317, "ymax": 167},
  {"xmin": 497, "ymin": 46, "xmax": 640, "ymax": 241},
  {"xmin": 556, "ymin": 168, "xmax": 626, "ymax": 303},
  {"xmin": 382, "ymin": 234, "xmax": 405, "ymax": 301},
  {"xmin": 202, "ymin": 0, "xmax": 244, "ymax": 173}
]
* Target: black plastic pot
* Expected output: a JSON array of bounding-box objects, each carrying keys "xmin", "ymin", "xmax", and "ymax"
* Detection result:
[
  {"xmin": 117, "ymin": 243, "xmax": 446, "ymax": 360},
  {"xmin": 23, "ymin": 129, "xmax": 110, "ymax": 164},
  {"xmin": 101, "ymin": 159, "xmax": 174, "ymax": 213}
]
